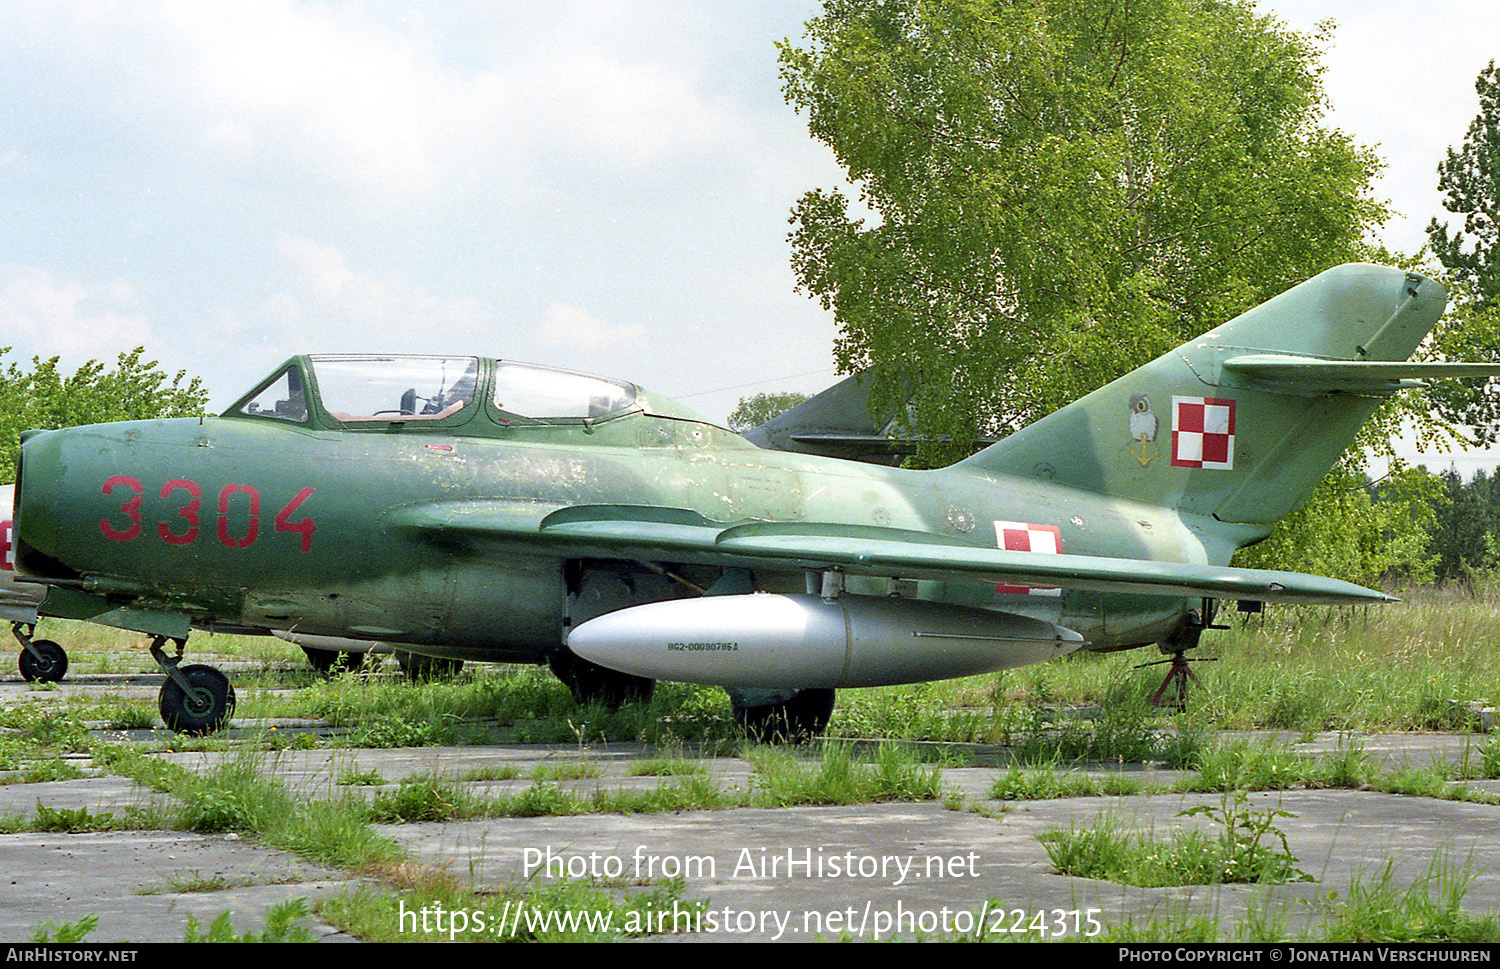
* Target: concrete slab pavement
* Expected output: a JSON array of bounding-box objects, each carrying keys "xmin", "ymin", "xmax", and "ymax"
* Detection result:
[{"xmin": 1, "ymin": 729, "xmax": 1499, "ymax": 942}]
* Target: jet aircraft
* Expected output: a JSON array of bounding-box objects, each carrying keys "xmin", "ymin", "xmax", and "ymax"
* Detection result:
[{"xmin": 10, "ymin": 264, "xmax": 1497, "ymax": 735}]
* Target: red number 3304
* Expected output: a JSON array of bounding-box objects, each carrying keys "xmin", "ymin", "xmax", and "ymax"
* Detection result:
[{"xmin": 100, "ymin": 477, "xmax": 315, "ymax": 552}]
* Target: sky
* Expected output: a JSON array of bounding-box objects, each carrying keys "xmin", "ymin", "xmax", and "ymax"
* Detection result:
[{"xmin": 0, "ymin": 1, "xmax": 1497, "ymax": 467}]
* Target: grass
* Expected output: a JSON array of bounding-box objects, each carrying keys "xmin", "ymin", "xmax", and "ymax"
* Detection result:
[
  {"xmin": 989, "ymin": 764, "xmax": 1142, "ymax": 800},
  {"xmin": 1175, "ymin": 736, "xmax": 1380, "ymax": 792},
  {"xmin": 97, "ymin": 747, "xmax": 405, "ymax": 870},
  {"xmin": 744, "ymin": 742, "xmax": 952, "ymax": 807},
  {"xmin": 181, "ymin": 898, "xmax": 319, "ymax": 943},
  {"xmin": 21, "ymin": 581, "xmax": 1500, "ymax": 746},
  {"xmin": 627, "ymin": 756, "xmax": 709, "ymax": 777},
  {"xmin": 1039, "ymin": 790, "xmax": 1314, "ymax": 887},
  {"xmin": 358, "ymin": 742, "xmax": 953, "ymax": 821},
  {"xmin": 1311, "ymin": 854, "xmax": 1500, "ymax": 943},
  {"xmin": 1069, "ymin": 853, "xmax": 1500, "ymax": 944},
  {"xmin": 20, "ymin": 590, "xmax": 1500, "ymax": 942},
  {"xmin": 240, "ymin": 664, "xmax": 743, "ymax": 747},
  {"xmin": 825, "ymin": 582, "xmax": 1500, "ymax": 742}
]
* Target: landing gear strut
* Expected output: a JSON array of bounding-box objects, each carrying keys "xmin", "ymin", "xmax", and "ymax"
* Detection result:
[
  {"xmin": 151, "ymin": 636, "xmax": 235, "ymax": 735},
  {"xmin": 13, "ymin": 622, "xmax": 67, "ymax": 683}
]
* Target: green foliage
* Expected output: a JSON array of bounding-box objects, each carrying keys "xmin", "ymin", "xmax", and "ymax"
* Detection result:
[
  {"xmin": 1235, "ymin": 463, "xmax": 1440, "ymax": 585},
  {"xmin": 338, "ymin": 767, "xmax": 387, "ymax": 786},
  {"xmin": 6, "ymin": 709, "xmax": 92, "ymax": 752},
  {"xmin": 745, "ymin": 742, "xmax": 951, "ymax": 806},
  {"xmin": 1182, "ymin": 738, "xmax": 1376, "ymax": 792},
  {"xmin": 1040, "ymin": 791, "xmax": 1311, "ymax": 886},
  {"xmin": 29, "ymin": 913, "xmax": 98, "ymax": 943},
  {"xmin": 627, "ymin": 756, "xmax": 708, "ymax": 777},
  {"xmin": 32, "ymin": 803, "xmax": 117, "ymax": 833},
  {"xmin": 1315, "ymin": 856, "xmax": 1500, "ymax": 943},
  {"xmin": 277, "ymin": 668, "xmax": 739, "ymax": 749},
  {"xmin": 176, "ymin": 756, "xmax": 294, "ymax": 834},
  {"xmin": 107, "ymin": 705, "xmax": 159, "ymax": 731},
  {"xmin": 1005, "ymin": 682, "xmax": 1204, "ymax": 767},
  {"xmin": 782, "ymin": 0, "xmax": 1386, "ymax": 465},
  {"xmin": 367, "ymin": 777, "xmax": 479, "ymax": 823},
  {"xmin": 726, "ymin": 391, "xmax": 810, "ymax": 431},
  {"xmin": 21, "ymin": 758, "xmax": 84, "ymax": 783},
  {"xmin": 1429, "ymin": 61, "xmax": 1500, "ymax": 314},
  {"xmin": 989, "ymin": 765, "xmax": 1141, "ymax": 800},
  {"xmin": 1418, "ymin": 61, "xmax": 1500, "ymax": 446},
  {"xmin": 0, "ymin": 347, "xmax": 207, "ymax": 483},
  {"xmin": 182, "ymin": 898, "xmax": 317, "ymax": 943},
  {"xmin": 1425, "ymin": 467, "xmax": 1498, "ymax": 583},
  {"xmin": 1177, "ymin": 791, "xmax": 1312, "ymax": 883}
]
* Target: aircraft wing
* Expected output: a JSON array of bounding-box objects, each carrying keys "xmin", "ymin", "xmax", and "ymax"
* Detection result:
[{"xmin": 394, "ymin": 502, "xmax": 1391, "ymax": 605}]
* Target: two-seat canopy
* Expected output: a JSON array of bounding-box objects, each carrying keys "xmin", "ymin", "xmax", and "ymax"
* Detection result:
[{"xmin": 227, "ymin": 355, "xmax": 641, "ymax": 431}]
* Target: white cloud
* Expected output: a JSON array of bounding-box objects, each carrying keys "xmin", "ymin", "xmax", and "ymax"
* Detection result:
[
  {"xmin": 535, "ymin": 301, "xmax": 646, "ymax": 351},
  {"xmin": 0, "ymin": 266, "xmax": 153, "ymax": 359},
  {"xmin": 0, "ymin": 1, "xmax": 759, "ymax": 203},
  {"xmin": 266, "ymin": 233, "xmax": 491, "ymax": 345}
]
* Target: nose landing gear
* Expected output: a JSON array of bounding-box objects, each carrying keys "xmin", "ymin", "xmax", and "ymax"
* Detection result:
[{"xmin": 12, "ymin": 622, "xmax": 67, "ymax": 683}]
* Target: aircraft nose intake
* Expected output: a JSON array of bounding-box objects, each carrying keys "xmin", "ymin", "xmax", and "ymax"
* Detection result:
[{"xmin": 13, "ymin": 427, "xmax": 75, "ymax": 581}]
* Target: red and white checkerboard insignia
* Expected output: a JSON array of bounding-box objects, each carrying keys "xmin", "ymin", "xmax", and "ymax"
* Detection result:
[
  {"xmin": 993, "ymin": 520, "xmax": 1062, "ymax": 596},
  {"xmin": 1, "ymin": 520, "xmax": 12, "ymax": 572},
  {"xmin": 1171, "ymin": 396, "xmax": 1235, "ymax": 470}
]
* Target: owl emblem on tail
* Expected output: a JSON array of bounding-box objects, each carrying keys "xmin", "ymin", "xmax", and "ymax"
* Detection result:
[{"xmin": 1128, "ymin": 393, "xmax": 1159, "ymax": 466}]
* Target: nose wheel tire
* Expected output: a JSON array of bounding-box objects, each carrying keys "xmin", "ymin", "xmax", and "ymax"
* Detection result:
[
  {"xmin": 159, "ymin": 665, "xmax": 236, "ymax": 735},
  {"xmin": 18, "ymin": 639, "xmax": 67, "ymax": 683}
]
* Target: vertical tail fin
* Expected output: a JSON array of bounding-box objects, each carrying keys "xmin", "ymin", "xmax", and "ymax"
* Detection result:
[{"xmin": 959, "ymin": 264, "xmax": 1450, "ymax": 526}]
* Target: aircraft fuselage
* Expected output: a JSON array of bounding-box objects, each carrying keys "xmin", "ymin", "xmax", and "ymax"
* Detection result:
[{"xmin": 14, "ymin": 412, "xmax": 1200, "ymax": 661}]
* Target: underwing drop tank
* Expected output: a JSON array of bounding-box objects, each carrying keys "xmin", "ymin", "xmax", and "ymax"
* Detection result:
[{"xmin": 566, "ymin": 593, "xmax": 1085, "ymax": 688}]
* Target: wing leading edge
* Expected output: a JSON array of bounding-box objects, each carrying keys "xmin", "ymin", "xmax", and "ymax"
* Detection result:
[{"xmin": 393, "ymin": 502, "xmax": 1392, "ymax": 606}]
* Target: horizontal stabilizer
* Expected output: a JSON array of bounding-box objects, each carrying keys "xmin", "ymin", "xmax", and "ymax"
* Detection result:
[{"xmin": 1222, "ymin": 354, "xmax": 1500, "ymax": 392}]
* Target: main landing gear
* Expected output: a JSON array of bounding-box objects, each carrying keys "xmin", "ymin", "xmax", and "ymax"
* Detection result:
[
  {"xmin": 13, "ymin": 622, "xmax": 67, "ymax": 683},
  {"xmin": 397, "ymin": 650, "xmax": 464, "ymax": 681},
  {"xmin": 549, "ymin": 646, "xmax": 653, "ymax": 708},
  {"xmin": 151, "ymin": 636, "xmax": 235, "ymax": 735},
  {"xmin": 301, "ymin": 645, "xmax": 366, "ymax": 677},
  {"xmin": 730, "ymin": 687, "xmax": 836, "ymax": 744}
]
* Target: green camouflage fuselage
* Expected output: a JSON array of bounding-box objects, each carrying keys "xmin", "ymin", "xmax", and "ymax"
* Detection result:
[{"xmin": 15, "ymin": 409, "xmax": 1200, "ymax": 660}]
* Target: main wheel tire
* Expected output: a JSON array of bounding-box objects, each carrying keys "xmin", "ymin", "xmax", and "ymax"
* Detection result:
[
  {"xmin": 397, "ymin": 651, "xmax": 463, "ymax": 681},
  {"xmin": 18, "ymin": 639, "xmax": 68, "ymax": 683},
  {"xmin": 733, "ymin": 688, "xmax": 835, "ymax": 744},
  {"xmin": 159, "ymin": 665, "xmax": 236, "ymax": 735},
  {"xmin": 549, "ymin": 649, "xmax": 654, "ymax": 708}
]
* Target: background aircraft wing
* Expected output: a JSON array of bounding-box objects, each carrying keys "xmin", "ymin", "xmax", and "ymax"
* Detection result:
[{"xmin": 394, "ymin": 502, "xmax": 1391, "ymax": 605}]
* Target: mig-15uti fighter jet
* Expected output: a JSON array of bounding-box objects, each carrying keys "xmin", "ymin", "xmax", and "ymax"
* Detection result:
[{"xmin": 9, "ymin": 264, "xmax": 1496, "ymax": 736}]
